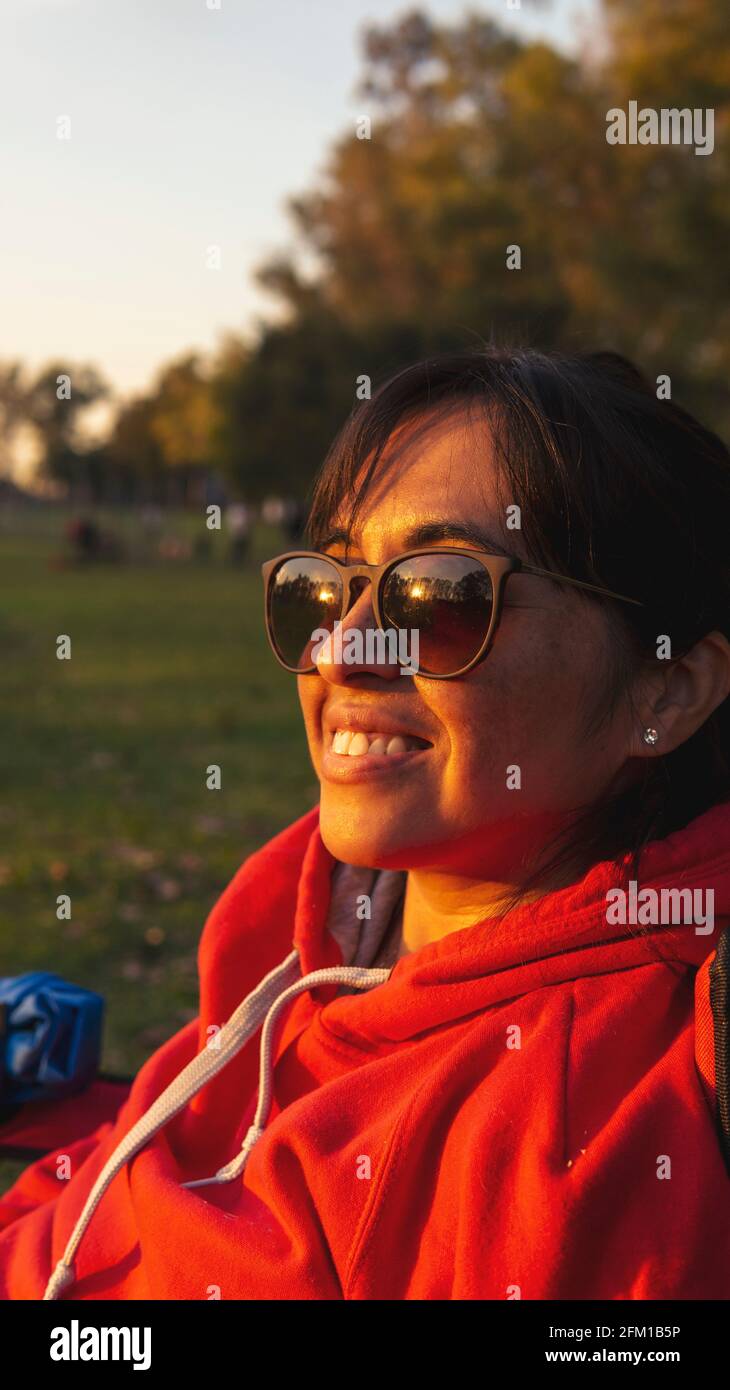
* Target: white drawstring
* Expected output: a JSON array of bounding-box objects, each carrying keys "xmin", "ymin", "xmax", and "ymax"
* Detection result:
[
  {"xmin": 181, "ymin": 963, "xmax": 391, "ymax": 1188},
  {"xmin": 43, "ymin": 949, "xmax": 390, "ymax": 1300}
]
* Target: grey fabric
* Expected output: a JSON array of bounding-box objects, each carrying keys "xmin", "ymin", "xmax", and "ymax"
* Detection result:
[{"xmin": 325, "ymin": 862, "xmax": 407, "ymax": 989}]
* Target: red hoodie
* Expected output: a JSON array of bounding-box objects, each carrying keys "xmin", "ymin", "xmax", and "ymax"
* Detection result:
[{"xmin": 1, "ymin": 799, "xmax": 729, "ymax": 1301}]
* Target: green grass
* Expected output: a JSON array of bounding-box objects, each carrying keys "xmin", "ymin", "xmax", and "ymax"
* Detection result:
[{"xmin": 0, "ymin": 510, "xmax": 318, "ymax": 1191}]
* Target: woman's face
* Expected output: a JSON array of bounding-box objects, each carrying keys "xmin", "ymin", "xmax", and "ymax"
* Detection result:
[{"xmin": 298, "ymin": 407, "xmax": 636, "ymax": 877}]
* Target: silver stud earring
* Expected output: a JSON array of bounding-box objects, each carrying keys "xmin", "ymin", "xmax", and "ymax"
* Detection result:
[{"xmin": 642, "ymin": 727, "xmax": 659, "ymax": 746}]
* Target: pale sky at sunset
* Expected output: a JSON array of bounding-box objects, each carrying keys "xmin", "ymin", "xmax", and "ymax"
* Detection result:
[{"xmin": 0, "ymin": 0, "xmax": 595, "ymax": 405}]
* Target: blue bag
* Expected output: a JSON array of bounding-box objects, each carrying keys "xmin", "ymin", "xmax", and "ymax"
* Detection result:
[{"xmin": 0, "ymin": 972, "xmax": 103, "ymax": 1105}]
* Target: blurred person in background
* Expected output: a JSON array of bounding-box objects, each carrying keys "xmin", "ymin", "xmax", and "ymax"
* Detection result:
[{"xmin": 227, "ymin": 502, "xmax": 252, "ymax": 566}]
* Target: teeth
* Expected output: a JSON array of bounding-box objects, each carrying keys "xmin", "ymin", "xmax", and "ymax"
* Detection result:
[{"xmin": 330, "ymin": 728, "xmax": 423, "ymax": 756}]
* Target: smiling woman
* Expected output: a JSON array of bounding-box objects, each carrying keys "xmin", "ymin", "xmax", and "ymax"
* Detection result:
[
  {"xmin": 298, "ymin": 349, "xmax": 730, "ymax": 948},
  {"xmin": 2, "ymin": 346, "xmax": 730, "ymax": 1302}
]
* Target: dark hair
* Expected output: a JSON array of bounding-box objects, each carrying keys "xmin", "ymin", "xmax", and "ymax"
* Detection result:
[{"xmin": 305, "ymin": 347, "xmax": 730, "ymax": 893}]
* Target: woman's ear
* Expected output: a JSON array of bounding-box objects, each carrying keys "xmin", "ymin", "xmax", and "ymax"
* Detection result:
[{"xmin": 634, "ymin": 630, "xmax": 730, "ymax": 757}]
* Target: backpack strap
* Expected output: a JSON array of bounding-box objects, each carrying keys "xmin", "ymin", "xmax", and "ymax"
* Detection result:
[{"xmin": 695, "ymin": 927, "xmax": 730, "ymax": 1174}]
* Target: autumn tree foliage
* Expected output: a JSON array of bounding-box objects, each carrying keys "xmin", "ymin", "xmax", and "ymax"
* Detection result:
[{"xmin": 212, "ymin": 0, "xmax": 729, "ymax": 496}]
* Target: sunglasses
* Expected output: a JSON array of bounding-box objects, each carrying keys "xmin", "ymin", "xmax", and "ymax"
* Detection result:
[{"xmin": 261, "ymin": 547, "xmax": 643, "ymax": 680}]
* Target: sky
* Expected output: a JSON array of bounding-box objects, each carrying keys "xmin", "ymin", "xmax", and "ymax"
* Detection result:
[{"xmin": 0, "ymin": 0, "xmax": 596, "ymax": 411}]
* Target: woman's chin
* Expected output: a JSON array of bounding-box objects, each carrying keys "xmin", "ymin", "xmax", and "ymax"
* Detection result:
[{"xmin": 318, "ymin": 801, "xmax": 428, "ymax": 869}]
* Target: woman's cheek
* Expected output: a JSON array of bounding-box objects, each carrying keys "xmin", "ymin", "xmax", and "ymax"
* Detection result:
[{"xmin": 434, "ymin": 714, "xmax": 510, "ymax": 818}]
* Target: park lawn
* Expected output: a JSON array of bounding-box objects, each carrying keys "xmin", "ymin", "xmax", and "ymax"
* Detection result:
[{"xmin": 0, "ymin": 516, "xmax": 319, "ymax": 1192}]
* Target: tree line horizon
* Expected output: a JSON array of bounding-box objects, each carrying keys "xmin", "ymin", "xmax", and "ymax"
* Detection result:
[{"xmin": 1, "ymin": 0, "xmax": 727, "ymax": 505}]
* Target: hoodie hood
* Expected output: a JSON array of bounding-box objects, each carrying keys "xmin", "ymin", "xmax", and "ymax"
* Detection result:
[
  {"xmin": 291, "ymin": 798, "xmax": 728, "ymax": 1038},
  {"xmin": 170, "ymin": 797, "xmax": 730, "ymax": 1163}
]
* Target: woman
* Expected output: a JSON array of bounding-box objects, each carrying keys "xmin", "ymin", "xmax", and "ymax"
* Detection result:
[{"xmin": 2, "ymin": 346, "xmax": 730, "ymax": 1300}]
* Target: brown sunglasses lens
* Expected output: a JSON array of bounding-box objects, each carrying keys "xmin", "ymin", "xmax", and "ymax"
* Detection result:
[
  {"xmin": 382, "ymin": 553, "xmax": 494, "ymax": 675},
  {"xmin": 268, "ymin": 556, "xmax": 342, "ymax": 670}
]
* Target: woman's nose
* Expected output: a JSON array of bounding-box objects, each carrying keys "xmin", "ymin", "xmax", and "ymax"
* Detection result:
[{"xmin": 314, "ymin": 580, "xmax": 404, "ymax": 685}]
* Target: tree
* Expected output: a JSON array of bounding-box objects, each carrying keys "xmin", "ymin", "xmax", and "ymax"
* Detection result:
[
  {"xmin": 252, "ymin": 1, "xmax": 730, "ymax": 436},
  {"xmin": 0, "ymin": 362, "xmax": 28, "ymax": 478},
  {"xmin": 149, "ymin": 355, "xmax": 219, "ymax": 481},
  {"xmin": 24, "ymin": 362, "xmax": 109, "ymax": 496},
  {"xmin": 106, "ymin": 396, "xmax": 166, "ymax": 502},
  {"xmin": 104, "ymin": 356, "xmax": 222, "ymax": 504}
]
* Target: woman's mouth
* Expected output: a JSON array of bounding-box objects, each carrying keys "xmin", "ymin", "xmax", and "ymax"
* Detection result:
[{"xmin": 321, "ymin": 726, "xmax": 433, "ymax": 783}]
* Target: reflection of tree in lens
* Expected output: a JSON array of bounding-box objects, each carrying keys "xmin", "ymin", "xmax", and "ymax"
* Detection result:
[
  {"xmin": 272, "ymin": 562, "xmax": 340, "ymax": 667},
  {"xmin": 385, "ymin": 559, "xmax": 492, "ymax": 673}
]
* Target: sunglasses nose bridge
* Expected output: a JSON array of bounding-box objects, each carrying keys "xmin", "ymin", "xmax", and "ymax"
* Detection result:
[{"xmin": 342, "ymin": 565, "xmax": 377, "ymax": 618}]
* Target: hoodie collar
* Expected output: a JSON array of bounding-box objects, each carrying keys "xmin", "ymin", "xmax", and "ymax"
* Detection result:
[{"xmin": 293, "ymin": 799, "xmax": 730, "ymax": 1043}]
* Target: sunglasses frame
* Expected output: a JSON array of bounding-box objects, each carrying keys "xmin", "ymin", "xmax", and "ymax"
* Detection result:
[{"xmin": 261, "ymin": 547, "xmax": 643, "ymax": 680}]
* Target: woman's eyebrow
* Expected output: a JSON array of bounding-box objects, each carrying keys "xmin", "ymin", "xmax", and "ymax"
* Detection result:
[
  {"xmin": 404, "ymin": 521, "xmax": 511, "ymax": 554},
  {"xmin": 319, "ymin": 528, "xmax": 352, "ymax": 550},
  {"xmin": 319, "ymin": 521, "xmax": 511, "ymax": 555}
]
